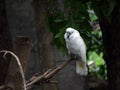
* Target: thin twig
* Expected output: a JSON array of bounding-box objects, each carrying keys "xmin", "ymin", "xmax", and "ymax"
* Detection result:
[
  {"xmin": 26, "ymin": 58, "xmax": 73, "ymax": 90},
  {"xmin": 0, "ymin": 50, "xmax": 73, "ymax": 90},
  {"xmin": 0, "ymin": 50, "xmax": 26, "ymax": 90},
  {"xmin": 45, "ymin": 58, "xmax": 72, "ymax": 79},
  {"xmin": 0, "ymin": 85, "xmax": 4, "ymax": 90}
]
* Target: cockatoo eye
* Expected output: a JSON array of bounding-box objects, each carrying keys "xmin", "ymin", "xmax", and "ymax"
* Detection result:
[
  {"xmin": 66, "ymin": 31, "xmax": 73, "ymax": 35},
  {"xmin": 66, "ymin": 31, "xmax": 71, "ymax": 35}
]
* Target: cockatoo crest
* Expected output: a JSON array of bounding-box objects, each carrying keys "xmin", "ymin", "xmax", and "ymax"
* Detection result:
[{"xmin": 64, "ymin": 27, "xmax": 80, "ymax": 40}]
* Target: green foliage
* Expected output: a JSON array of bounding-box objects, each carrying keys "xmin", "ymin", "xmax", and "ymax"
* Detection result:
[
  {"xmin": 89, "ymin": 11, "xmax": 98, "ymax": 21},
  {"xmin": 47, "ymin": 0, "xmax": 107, "ymax": 79},
  {"xmin": 90, "ymin": 0, "xmax": 116, "ymax": 22},
  {"xmin": 87, "ymin": 29, "xmax": 107, "ymax": 79},
  {"xmin": 87, "ymin": 30, "xmax": 103, "ymax": 53},
  {"xmin": 88, "ymin": 51, "xmax": 107, "ymax": 79},
  {"xmin": 48, "ymin": 0, "xmax": 92, "ymax": 54}
]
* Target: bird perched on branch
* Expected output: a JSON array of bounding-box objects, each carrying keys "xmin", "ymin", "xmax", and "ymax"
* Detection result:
[{"xmin": 64, "ymin": 27, "xmax": 88, "ymax": 76}]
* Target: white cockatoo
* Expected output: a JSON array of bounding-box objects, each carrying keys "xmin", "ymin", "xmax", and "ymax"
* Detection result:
[{"xmin": 64, "ymin": 27, "xmax": 88, "ymax": 76}]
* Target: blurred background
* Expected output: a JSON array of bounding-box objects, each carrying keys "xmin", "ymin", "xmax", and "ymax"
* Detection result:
[{"xmin": 1, "ymin": 0, "xmax": 119, "ymax": 90}]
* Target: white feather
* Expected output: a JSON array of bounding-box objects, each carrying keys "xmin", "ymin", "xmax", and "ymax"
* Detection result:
[{"xmin": 64, "ymin": 27, "xmax": 88, "ymax": 76}]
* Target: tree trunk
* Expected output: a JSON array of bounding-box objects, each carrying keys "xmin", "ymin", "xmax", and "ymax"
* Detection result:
[
  {"xmin": 33, "ymin": 0, "xmax": 58, "ymax": 90},
  {"xmin": 99, "ymin": 3, "xmax": 120, "ymax": 90},
  {"xmin": 13, "ymin": 36, "xmax": 32, "ymax": 71},
  {"xmin": 0, "ymin": 0, "xmax": 12, "ymax": 85},
  {"xmin": 4, "ymin": 37, "xmax": 31, "ymax": 90}
]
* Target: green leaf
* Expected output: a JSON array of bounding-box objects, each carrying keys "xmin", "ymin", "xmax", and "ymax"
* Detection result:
[
  {"xmin": 107, "ymin": 0, "xmax": 116, "ymax": 16},
  {"xmin": 55, "ymin": 32, "xmax": 62, "ymax": 38},
  {"xmin": 54, "ymin": 18, "xmax": 65, "ymax": 23},
  {"xmin": 100, "ymin": 0, "xmax": 115, "ymax": 16}
]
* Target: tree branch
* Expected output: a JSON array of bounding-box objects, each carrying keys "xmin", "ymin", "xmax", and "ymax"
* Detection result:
[
  {"xmin": 26, "ymin": 58, "xmax": 73, "ymax": 90},
  {"xmin": 0, "ymin": 50, "xmax": 73, "ymax": 90},
  {"xmin": 0, "ymin": 50, "xmax": 26, "ymax": 90}
]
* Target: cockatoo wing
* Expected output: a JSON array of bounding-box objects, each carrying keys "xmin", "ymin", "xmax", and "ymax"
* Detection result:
[{"xmin": 67, "ymin": 36, "xmax": 88, "ymax": 76}]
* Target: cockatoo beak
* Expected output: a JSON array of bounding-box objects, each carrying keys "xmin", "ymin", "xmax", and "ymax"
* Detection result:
[{"xmin": 66, "ymin": 32, "xmax": 71, "ymax": 39}]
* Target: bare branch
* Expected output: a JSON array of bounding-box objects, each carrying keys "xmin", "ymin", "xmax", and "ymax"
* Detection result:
[
  {"xmin": 0, "ymin": 50, "xmax": 73, "ymax": 90},
  {"xmin": 26, "ymin": 58, "xmax": 73, "ymax": 90},
  {"xmin": 45, "ymin": 58, "xmax": 72, "ymax": 79},
  {"xmin": 0, "ymin": 50, "xmax": 26, "ymax": 90},
  {"xmin": 0, "ymin": 85, "xmax": 4, "ymax": 90}
]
